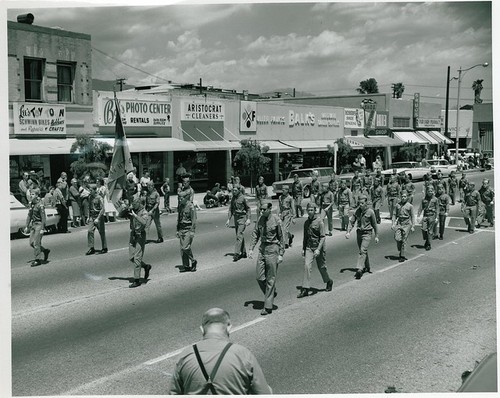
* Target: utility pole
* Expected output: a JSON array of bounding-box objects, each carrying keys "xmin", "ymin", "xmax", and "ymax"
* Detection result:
[
  {"xmin": 444, "ymin": 66, "xmax": 451, "ymax": 138},
  {"xmin": 116, "ymin": 78, "xmax": 126, "ymax": 91},
  {"xmin": 199, "ymin": 78, "xmax": 203, "ymax": 94}
]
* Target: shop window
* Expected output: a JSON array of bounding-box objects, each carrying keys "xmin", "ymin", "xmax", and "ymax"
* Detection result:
[
  {"xmin": 57, "ymin": 62, "xmax": 75, "ymax": 103},
  {"xmin": 393, "ymin": 117, "xmax": 411, "ymax": 128},
  {"xmin": 24, "ymin": 58, "xmax": 44, "ymax": 102}
]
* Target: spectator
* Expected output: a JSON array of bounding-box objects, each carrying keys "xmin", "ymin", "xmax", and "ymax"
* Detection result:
[{"xmin": 69, "ymin": 179, "xmax": 81, "ymax": 227}]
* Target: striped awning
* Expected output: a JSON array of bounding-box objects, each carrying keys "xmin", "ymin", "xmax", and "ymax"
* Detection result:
[
  {"xmin": 393, "ymin": 131, "xmax": 429, "ymax": 144},
  {"xmin": 346, "ymin": 135, "xmax": 405, "ymax": 147},
  {"xmin": 428, "ymin": 130, "xmax": 454, "ymax": 144}
]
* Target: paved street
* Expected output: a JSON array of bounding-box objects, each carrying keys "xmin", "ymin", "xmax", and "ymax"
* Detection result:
[{"xmin": 10, "ymin": 170, "xmax": 496, "ymax": 395}]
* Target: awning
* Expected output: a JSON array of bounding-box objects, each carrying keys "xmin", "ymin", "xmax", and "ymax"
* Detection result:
[
  {"xmin": 415, "ymin": 131, "xmax": 440, "ymax": 145},
  {"xmin": 345, "ymin": 135, "xmax": 405, "ymax": 148},
  {"xmin": 393, "ymin": 131, "xmax": 429, "ymax": 144},
  {"xmin": 10, "ymin": 138, "xmax": 74, "ymax": 155},
  {"xmin": 260, "ymin": 141, "xmax": 299, "ymax": 153},
  {"xmin": 428, "ymin": 130, "xmax": 454, "ymax": 144},
  {"xmin": 343, "ymin": 137, "xmax": 365, "ymax": 148},
  {"xmin": 95, "ymin": 137, "xmax": 196, "ymax": 152},
  {"xmin": 190, "ymin": 140, "xmax": 241, "ymax": 151},
  {"xmin": 279, "ymin": 140, "xmax": 336, "ymax": 152}
]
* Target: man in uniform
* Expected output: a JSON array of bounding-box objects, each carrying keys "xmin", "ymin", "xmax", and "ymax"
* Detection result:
[
  {"xmin": 386, "ymin": 175, "xmax": 401, "ymax": 220},
  {"xmin": 319, "ymin": 183, "xmax": 335, "ymax": 236},
  {"xmin": 86, "ymin": 189, "xmax": 108, "ymax": 255},
  {"xmin": 458, "ymin": 172, "xmax": 469, "ymax": 203},
  {"xmin": 373, "ymin": 169, "xmax": 384, "ymax": 188},
  {"xmin": 417, "ymin": 185, "xmax": 439, "ymax": 250},
  {"xmin": 350, "ymin": 170, "xmax": 361, "ymax": 190},
  {"xmin": 478, "ymin": 178, "xmax": 494, "ymax": 227},
  {"xmin": 128, "ymin": 198, "xmax": 151, "ymax": 288},
  {"xmin": 461, "ymin": 182, "xmax": 481, "ymax": 234},
  {"xmin": 345, "ymin": 195, "xmax": 379, "ymax": 279},
  {"xmin": 248, "ymin": 201, "xmax": 284, "ymax": 316},
  {"xmin": 298, "ymin": 202, "xmax": 333, "ymax": 298},
  {"xmin": 226, "ymin": 185, "xmax": 251, "ymax": 262},
  {"xmin": 145, "ymin": 181, "xmax": 164, "ymax": 243},
  {"xmin": 177, "ymin": 191, "xmax": 198, "ymax": 272},
  {"xmin": 54, "ymin": 181, "xmax": 69, "ymax": 233},
  {"xmin": 447, "ymin": 170, "xmax": 458, "ymax": 205},
  {"xmin": 337, "ymin": 179, "xmax": 354, "ymax": 231},
  {"xmin": 168, "ymin": 308, "xmax": 272, "ymax": 394},
  {"xmin": 370, "ymin": 177, "xmax": 384, "ymax": 224},
  {"xmin": 279, "ymin": 185, "xmax": 296, "ymax": 248},
  {"xmin": 178, "ymin": 174, "xmax": 195, "ymax": 204},
  {"xmin": 362, "ymin": 168, "xmax": 373, "ymax": 190},
  {"xmin": 25, "ymin": 191, "xmax": 50, "ymax": 267},
  {"xmin": 255, "ymin": 176, "xmax": 268, "ymax": 211},
  {"xmin": 291, "ymin": 173, "xmax": 304, "ymax": 218},
  {"xmin": 403, "ymin": 175, "xmax": 416, "ymax": 204},
  {"xmin": 436, "ymin": 184, "xmax": 451, "ymax": 240},
  {"xmin": 309, "ymin": 170, "xmax": 321, "ymax": 210},
  {"xmin": 392, "ymin": 190, "xmax": 415, "ymax": 262}
]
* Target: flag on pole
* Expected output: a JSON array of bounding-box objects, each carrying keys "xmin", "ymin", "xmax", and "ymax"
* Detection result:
[{"xmin": 107, "ymin": 94, "xmax": 134, "ymax": 209}]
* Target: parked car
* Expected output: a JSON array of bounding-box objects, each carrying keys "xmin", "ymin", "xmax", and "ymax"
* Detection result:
[
  {"xmin": 10, "ymin": 193, "xmax": 60, "ymax": 238},
  {"xmin": 426, "ymin": 159, "xmax": 458, "ymax": 178},
  {"xmin": 272, "ymin": 167, "xmax": 335, "ymax": 198},
  {"xmin": 457, "ymin": 352, "xmax": 497, "ymax": 392},
  {"xmin": 381, "ymin": 161, "xmax": 429, "ymax": 183}
]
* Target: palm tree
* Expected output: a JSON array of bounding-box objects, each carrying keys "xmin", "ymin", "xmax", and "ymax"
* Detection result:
[
  {"xmin": 393, "ymin": 82, "xmax": 405, "ymax": 98},
  {"xmin": 356, "ymin": 78, "xmax": 379, "ymax": 94},
  {"xmin": 472, "ymin": 79, "xmax": 484, "ymax": 104}
]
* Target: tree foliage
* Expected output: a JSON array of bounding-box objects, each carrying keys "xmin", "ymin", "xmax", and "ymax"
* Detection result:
[
  {"xmin": 393, "ymin": 82, "xmax": 405, "ymax": 99},
  {"xmin": 356, "ymin": 78, "xmax": 379, "ymax": 94},
  {"xmin": 233, "ymin": 139, "xmax": 271, "ymax": 189},
  {"xmin": 70, "ymin": 135, "xmax": 112, "ymax": 181},
  {"xmin": 472, "ymin": 79, "xmax": 484, "ymax": 104},
  {"xmin": 398, "ymin": 142, "xmax": 422, "ymax": 161},
  {"xmin": 327, "ymin": 138, "xmax": 353, "ymax": 173}
]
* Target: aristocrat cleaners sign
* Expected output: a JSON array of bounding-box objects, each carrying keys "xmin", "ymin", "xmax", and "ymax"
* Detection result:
[
  {"xmin": 13, "ymin": 103, "xmax": 66, "ymax": 135},
  {"xmin": 97, "ymin": 95, "xmax": 172, "ymax": 127},
  {"xmin": 181, "ymin": 100, "xmax": 225, "ymax": 121}
]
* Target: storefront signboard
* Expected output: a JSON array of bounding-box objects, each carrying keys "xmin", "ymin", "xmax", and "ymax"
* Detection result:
[
  {"xmin": 415, "ymin": 117, "xmax": 441, "ymax": 128},
  {"xmin": 344, "ymin": 108, "xmax": 364, "ymax": 129},
  {"xmin": 13, "ymin": 103, "xmax": 66, "ymax": 135},
  {"xmin": 181, "ymin": 99, "xmax": 225, "ymax": 121},
  {"xmin": 98, "ymin": 95, "xmax": 172, "ymax": 127},
  {"xmin": 413, "ymin": 93, "xmax": 420, "ymax": 118},
  {"xmin": 240, "ymin": 101, "xmax": 257, "ymax": 132}
]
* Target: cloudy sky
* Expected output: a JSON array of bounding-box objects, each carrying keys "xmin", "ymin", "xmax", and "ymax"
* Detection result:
[{"xmin": 3, "ymin": 1, "xmax": 494, "ymax": 107}]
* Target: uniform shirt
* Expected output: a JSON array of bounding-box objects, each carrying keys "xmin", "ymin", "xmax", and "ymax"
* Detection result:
[
  {"xmin": 350, "ymin": 176, "xmax": 361, "ymax": 190},
  {"xmin": 291, "ymin": 180, "xmax": 303, "ymax": 197},
  {"xmin": 404, "ymin": 182, "xmax": 415, "ymax": 196},
  {"xmin": 437, "ymin": 193, "xmax": 451, "ymax": 215},
  {"xmin": 371, "ymin": 185, "xmax": 384, "ymax": 203},
  {"xmin": 394, "ymin": 202, "xmax": 414, "ymax": 226},
  {"xmin": 303, "ymin": 215, "xmax": 325, "ymax": 251},
  {"xmin": 320, "ymin": 190, "xmax": 335, "ymax": 207},
  {"xmin": 130, "ymin": 208, "xmax": 148, "ymax": 236},
  {"xmin": 362, "ymin": 175, "xmax": 372, "ymax": 189},
  {"xmin": 169, "ymin": 333, "xmax": 272, "ymax": 395},
  {"xmin": 228, "ymin": 194, "xmax": 251, "ymax": 219},
  {"xmin": 328, "ymin": 179, "xmax": 339, "ymax": 195},
  {"xmin": 448, "ymin": 176, "xmax": 458, "ymax": 189},
  {"xmin": 28, "ymin": 201, "xmax": 45, "ymax": 224},
  {"xmin": 145, "ymin": 189, "xmax": 161, "ymax": 211},
  {"xmin": 386, "ymin": 182, "xmax": 400, "ymax": 198},
  {"xmin": 463, "ymin": 189, "xmax": 481, "ymax": 207},
  {"xmin": 255, "ymin": 183, "xmax": 268, "ymax": 201},
  {"xmin": 89, "ymin": 195, "xmax": 104, "ymax": 219},
  {"xmin": 479, "ymin": 186, "xmax": 494, "ymax": 205},
  {"xmin": 351, "ymin": 207, "xmax": 378, "ymax": 232},
  {"xmin": 433, "ymin": 178, "xmax": 448, "ymax": 193},
  {"xmin": 279, "ymin": 194, "xmax": 295, "ymax": 216},
  {"xmin": 459, "ymin": 177, "xmax": 469, "ymax": 190},
  {"xmin": 250, "ymin": 213, "xmax": 284, "ymax": 255},
  {"xmin": 177, "ymin": 201, "xmax": 197, "ymax": 232},
  {"xmin": 373, "ymin": 174, "xmax": 384, "ymax": 187},
  {"xmin": 179, "ymin": 186, "xmax": 195, "ymax": 203},
  {"xmin": 420, "ymin": 195, "xmax": 439, "ymax": 217},
  {"xmin": 337, "ymin": 187, "xmax": 353, "ymax": 206},
  {"xmin": 310, "ymin": 179, "xmax": 320, "ymax": 196}
]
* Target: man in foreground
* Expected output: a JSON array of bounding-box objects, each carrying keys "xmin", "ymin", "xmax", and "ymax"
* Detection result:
[{"xmin": 168, "ymin": 308, "xmax": 272, "ymax": 394}]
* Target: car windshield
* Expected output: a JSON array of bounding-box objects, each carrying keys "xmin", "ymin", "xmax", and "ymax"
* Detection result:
[{"xmin": 391, "ymin": 162, "xmax": 414, "ymax": 169}]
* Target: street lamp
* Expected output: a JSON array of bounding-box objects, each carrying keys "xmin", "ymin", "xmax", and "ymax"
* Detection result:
[{"xmin": 454, "ymin": 62, "xmax": 489, "ymax": 164}]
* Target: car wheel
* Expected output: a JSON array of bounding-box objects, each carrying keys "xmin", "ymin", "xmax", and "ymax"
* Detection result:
[
  {"xmin": 18, "ymin": 227, "xmax": 30, "ymax": 238},
  {"xmin": 303, "ymin": 185, "xmax": 311, "ymax": 198}
]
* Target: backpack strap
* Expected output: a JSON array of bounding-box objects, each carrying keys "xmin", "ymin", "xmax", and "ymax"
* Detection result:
[{"xmin": 192, "ymin": 342, "xmax": 233, "ymax": 394}]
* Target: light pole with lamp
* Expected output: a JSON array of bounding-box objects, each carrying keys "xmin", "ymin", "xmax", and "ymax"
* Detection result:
[{"xmin": 454, "ymin": 62, "xmax": 489, "ymax": 165}]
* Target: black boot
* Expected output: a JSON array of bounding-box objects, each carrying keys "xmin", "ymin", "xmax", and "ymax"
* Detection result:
[{"xmin": 129, "ymin": 279, "xmax": 141, "ymax": 288}]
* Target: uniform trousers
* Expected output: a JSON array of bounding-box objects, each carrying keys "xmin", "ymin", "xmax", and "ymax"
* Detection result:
[
  {"xmin": 448, "ymin": 188, "xmax": 456, "ymax": 205},
  {"xmin": 80, "ymin": 197, "xmax": 89, "ymax": 224},
  {"xmin": 179, "ymin": 229, "xmax": 195, "ymax": 268},
  {"xmin": 463, "ymin": 206, "xmax": 478, "ymax": 232},
  {"xmin": 387, "ymin": 197, "xmax": 398, "ymax": 219},
  {"xmin": 338, "ymin": 203, "xmax": 350, "ymax": 230},
  {"xmin": 129, "ymin": 231, "xmax": 147, "ymax": 279},
  {"xmin": 484, "ymin": 203, "xmax": 494, "ymax": 225},
  {"xmin": 233, "ymin": 215, "xmax": 248, "ymax": 256},
  {"xmin": 372, "ymin": 199, "xmax": 382, "ymax": 224},
  {"xmin": 88, "ymin": 217, "xmax": 107, "ymax": 249},
  {"xmin": 320, "ymin": 205, "xmax": 333, "ymax": 233},
  {"xmin": 256, "ymin": 244, "xmax": 279, "ymax": 311},
  {"xmin": 29, "ymin": 222, "xmax": 46, "ymax": 260},
  {"xmin": 294, "ymin": 196, "xmax": 303, "ymax": 217},
  {"xmin": 356, "ymin": 229, "xmax": 372, "ymax": 271},
  {"xmin": 56, "ymin": 204, "xmax": 69, "ymax": 232},
  {"xmin": 421, "ymin": 216, "xmax": 436, "ymax": 246},
  {"xmin": 302, "ymin": 247, "xmax": 330, "ymax": 289},
  {"xmin": 281, "ymin": 212, "xmax": 294, "ymax": 245},
  {"xmin": 438, "ymin": 214, "xmax": 447, "ymax": 238},
  {"xmin": 395, "ymin": 224, "xmax": 411, "ymax": 258},
  {"xmin": 146, "ymin": 209, "xmax": 163, "ymax": 239}
]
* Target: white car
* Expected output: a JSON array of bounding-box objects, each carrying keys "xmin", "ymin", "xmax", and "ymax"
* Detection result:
[
  {"xmin": 381, "ymin": 161, "xmax": 429, "ymax": 183},
  {"xmin": 425, "ymin": 159, "xmax": 458, "ymax": 178},
  {"xmin": 10, "ymin": 193, "xmax": 60, "ymax": 238}
]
